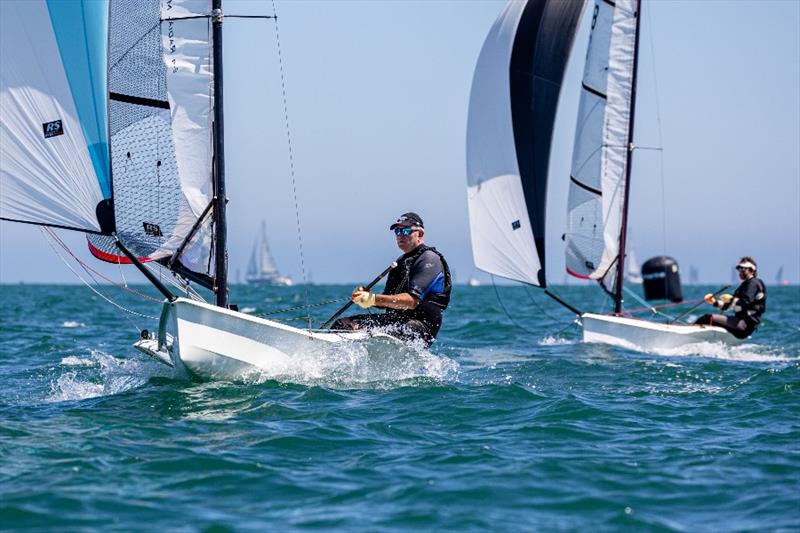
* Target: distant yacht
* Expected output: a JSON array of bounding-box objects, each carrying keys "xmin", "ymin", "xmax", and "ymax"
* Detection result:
[
  {"xmin": 246, "ymin": 221, "xmax": 293, "ymax": 286},
  {"xmin": 467, "ymin": 277, "xmax": 481, "ymax": 287}
]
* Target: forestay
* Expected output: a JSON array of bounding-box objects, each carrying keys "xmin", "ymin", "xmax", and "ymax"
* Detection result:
[
  {"xmin": 565, "ymin": 0, "xmax": 637, "ymax": 292},
  {"xmin": 0, "ymin": 0, "xmax": 111, "ymax": 234},
  {"xmin": 89, "ymin": 0, "xmax": 215, "ymax": 284},
  {"xmin": 466, "ymin": 0, "xmax": 583, "ymax": 287}
]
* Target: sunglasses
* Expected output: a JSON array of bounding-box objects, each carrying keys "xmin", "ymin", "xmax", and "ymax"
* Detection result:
[
  {"xmin": 736, "ymin": 266, "xmax": 752, "ymax": 272},
  {"xmin": 393, "ymin": 227, "xmax": 418, "ymax": 237}
]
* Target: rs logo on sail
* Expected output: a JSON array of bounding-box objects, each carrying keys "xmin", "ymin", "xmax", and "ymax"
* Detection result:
[
  {"xmin": 42, "ymin": 120, "xmax": 63, "ymax": 139},
  {"xmin": 143, "ymin": 223, "xmax": 163, "ymax": 237}
]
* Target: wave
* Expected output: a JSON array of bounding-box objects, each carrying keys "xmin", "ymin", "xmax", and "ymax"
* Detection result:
[
  {"xmin": 46, "ymin": 350, "xmax": 167, "ymax": 402},
  {"xmin": 647, "ymin": 341, "xmax": 796, "ymax": 363}
]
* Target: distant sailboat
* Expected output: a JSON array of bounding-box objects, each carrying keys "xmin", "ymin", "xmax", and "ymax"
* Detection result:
[
  {"xmin": 776, "ymin": 265, "xmax": 789, "ymax": 286},
  {"xmin": 245, "ymin": 221, "xmax": 293, "ymax": 286},
  {"xmin": 467, "ymin": 277, "xmax": 481, "ymax": 287},
  {"xmin": 689, "ymin": 265, "xmax": 700, "ymax": 285}
]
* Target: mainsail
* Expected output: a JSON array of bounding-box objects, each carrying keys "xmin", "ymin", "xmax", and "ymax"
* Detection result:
[
  {"xmin": 564, "ymin": 0, "xmax": 639, "ymax": 294},
  {"xmin": 466, "ymin": 0, "xmax": 583, "ymax": 287},
  {"xmin": 89, "ymin": 0, "xmax": 216, "ymax": 286},
  {"xmin": 0, "ymin": 0, "xmax": 112, "ymax": 234}
]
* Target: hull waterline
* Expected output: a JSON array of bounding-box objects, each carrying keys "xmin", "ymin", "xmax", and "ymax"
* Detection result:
[
  {"xmin": 581, "ymin": 312, "xmax": 740, "ymax": 351},
  {"xmin": 135, "ymin": 297, "xmax": 406, "ymax": 380}
]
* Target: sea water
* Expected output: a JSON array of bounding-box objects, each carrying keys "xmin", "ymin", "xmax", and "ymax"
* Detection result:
[{"xmin": 1, "ymin": 283, "xmax": 798, "ymax": 531}]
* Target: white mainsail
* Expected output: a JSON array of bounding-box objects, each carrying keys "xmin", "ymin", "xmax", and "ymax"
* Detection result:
[
  {"xmin": 88, "ymin": 0, "xmax": 215, "ymax": 280},
  {"xmin": 0, "ymin": 1, "xmax": 110, "ymax": 233},
  {"xmin": 565, "ymin": 0, "xmax": 638, "ymax": 292}
]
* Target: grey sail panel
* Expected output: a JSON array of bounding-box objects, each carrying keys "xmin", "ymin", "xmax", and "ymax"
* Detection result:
[{"xmin": 89, "ymin": 0, "xmax": 214, "ymax": 286}]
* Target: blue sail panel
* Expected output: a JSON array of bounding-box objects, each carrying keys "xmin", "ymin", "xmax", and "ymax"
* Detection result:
[{"xmin": 46, "ymin": 0, "xmax": 111, "ymax": 198}]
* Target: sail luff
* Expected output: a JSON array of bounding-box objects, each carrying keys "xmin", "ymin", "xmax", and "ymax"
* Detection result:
[{"xmin": 612, "ymin": 0, "xmax": 642, "ymax": 313}]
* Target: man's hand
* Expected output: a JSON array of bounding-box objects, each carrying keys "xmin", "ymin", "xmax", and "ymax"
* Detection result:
[
  {"xmin": 704, "ymin": 293, "xmax": 716, "ymax": 305},
  {"xmin": 352, "ymin": 289, "xmax": 376, "ymax": 309}
]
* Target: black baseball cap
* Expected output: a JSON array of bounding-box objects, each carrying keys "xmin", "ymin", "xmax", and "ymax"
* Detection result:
[{"xmin": 389, "ymin": 212, "xmax": 424, "ymax": 230}]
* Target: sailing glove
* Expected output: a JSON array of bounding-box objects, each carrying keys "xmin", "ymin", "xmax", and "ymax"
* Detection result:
[{"xmin": 352, "ymin": 290, "xmax": 376, "ymax": 309}]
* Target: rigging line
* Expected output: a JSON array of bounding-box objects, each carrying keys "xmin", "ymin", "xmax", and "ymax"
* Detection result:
[
  {"xmin": 523, "ymin": 285, "xmax": 563, "ymax": 323},
  {"xmin": 45, "ymin": 229, "xmax": 161, "ymax": 303},
  {"xmin": 41, "ymin": 229, "xmax": 158, "ymax": 330},
  {"xmin": 271, "ymin": 0, "xmax": 310, "ymax": 330},
  {"xmin": 162, "ymin": 15, "xmax": 277, "ymax": 21},
  {"xmin": 621, "ymin": 285, "xmax": 675, "ymax": 319},
  {"xmin": 254, "ymin": 297, "xmax": 350, "ymax": 318},
  {"xmin": 490, "ymin": 276, "xmax": 538, "ymax": 335},
  {"xmin": 645, "ymin": 1, "xmax": 668, "ymax": 254}
]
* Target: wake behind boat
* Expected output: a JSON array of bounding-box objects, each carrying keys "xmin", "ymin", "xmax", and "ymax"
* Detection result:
[{"xmin": 465, "ymin": 0, "xmax": 739, "ymax": 351}]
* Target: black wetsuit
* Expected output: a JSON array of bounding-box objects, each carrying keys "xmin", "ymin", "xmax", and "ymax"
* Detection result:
[
  {"xmin": 696, "ymin": 277, "xmax": 767, "ymax": 339},
  {"xmin": 334, "ymin": 245, "xmax": 452, "ymax": 346}
]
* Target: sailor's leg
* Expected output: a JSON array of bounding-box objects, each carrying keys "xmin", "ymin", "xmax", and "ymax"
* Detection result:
[
  {"xmin": 697, "ymin": 314, "xmax": 751, "ymax": 339},
  {"xmin": 331, "ymin": 314, "xmax": 377, "ymax": 331}
]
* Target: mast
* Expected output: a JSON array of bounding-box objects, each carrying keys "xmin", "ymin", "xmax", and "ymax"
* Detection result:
[
  {"xmin": 613, "ymin": 0, "xmax": 642, "ymax": 315},
  {"xmin": 212, "ymin": 0, "xmax": 228, "ymax": 307}
]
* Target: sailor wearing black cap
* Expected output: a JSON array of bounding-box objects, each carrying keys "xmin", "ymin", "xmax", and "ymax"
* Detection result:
[
  {"xmin": 695, "ymin": 256, "xmax": 767, "ymax": 339},
  {"xmin": 332, "ymin": 212, "xmax": 451, "ymax": 346}
]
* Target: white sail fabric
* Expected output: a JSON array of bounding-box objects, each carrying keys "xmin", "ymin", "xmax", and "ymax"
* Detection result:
[
  {"xmin": 565, "ymin": 0, "xmax": 637, "ymax": 290},
  {"xmin": 246, "ymin": 222, "xmax": 280, "ymax": 281},
  {"xmin": 0, "ymin": 0, "xmax": 109, "ymax": 233},
  {"xmin": 466, "ymin": 2, "xmax": 542, "ymax": 286},
  {"xmin": 160, "ymin": 0, "xmax": 215, "ymax": 272},
  {"xmin": 91, "ymin": 0, "xmax": 214, "ymax": 277}
]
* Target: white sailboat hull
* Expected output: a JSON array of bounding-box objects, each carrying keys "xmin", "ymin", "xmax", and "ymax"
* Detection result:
[
  {"xmin": 135, "ymin": 297, "xmax": 406, "ymax": 380},
  {"xmin": 581, "ymin": 313, "xmax": 740, "ymax": 351}
]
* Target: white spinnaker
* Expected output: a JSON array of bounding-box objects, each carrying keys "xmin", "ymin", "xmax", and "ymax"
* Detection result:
[
  {"xmin": 466, "ymin": 1, "xmax": 542, "ymax": 286},
  {"xmin": 0, "ymin": 1, "xmax": 105, "ymax": 233},
  {"xmin": 565, "ymin": 0, "xmax": 637, "ymax": 290}
]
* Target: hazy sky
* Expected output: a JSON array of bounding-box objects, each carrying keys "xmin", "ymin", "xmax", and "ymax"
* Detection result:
[{"xmin": 1, "ymin": 0, "xmax": 798, "ymax": 286}]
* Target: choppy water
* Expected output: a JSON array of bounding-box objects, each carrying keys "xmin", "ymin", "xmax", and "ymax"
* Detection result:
[{"xmin": 1, "ymin": 283, "xmax": 798, "ymax": 531}]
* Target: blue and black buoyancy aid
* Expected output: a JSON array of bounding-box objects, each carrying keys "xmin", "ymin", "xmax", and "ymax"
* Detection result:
[{"xmin": 383, "ymin": 244, "xmax": 452, "ymax": 330}]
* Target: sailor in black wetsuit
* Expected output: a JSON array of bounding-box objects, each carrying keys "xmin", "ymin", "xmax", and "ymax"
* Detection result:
[
  {"xmin": 332, "ymin": 212, "xmax": 451, "ymax": 346},
  {"xmin": 695, "ymin": 256, "xmax": 767, "ymax": 339}
]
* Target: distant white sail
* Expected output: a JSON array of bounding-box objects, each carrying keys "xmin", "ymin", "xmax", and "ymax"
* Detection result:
[
  {"xmin": 565, "ymin": 0, "xmax": 638, "ymax": 292},
  {"xmin": 246, "ymin": 221, "xmax": 292, "ymax": 285}
]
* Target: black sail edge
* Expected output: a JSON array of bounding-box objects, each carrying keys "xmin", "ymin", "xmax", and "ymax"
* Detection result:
[{"xmin": 509, "ymin": 0, "xmax": 584, "ymax": 287}]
